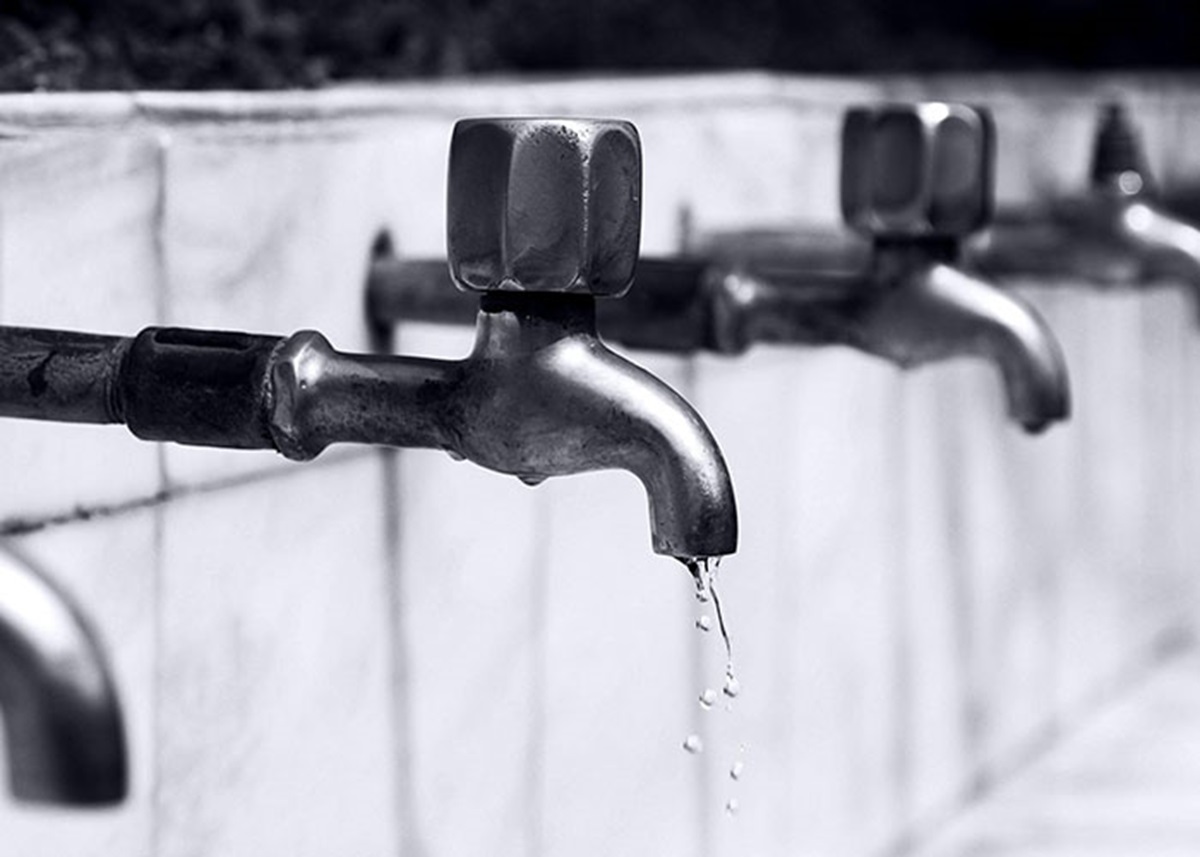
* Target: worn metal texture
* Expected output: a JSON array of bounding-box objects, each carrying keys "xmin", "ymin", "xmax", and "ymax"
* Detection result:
[
  {"xmin": 368, "ymin": 255, "xmax": 722, "ymax": 353},
  {"xmin": 270, "ymin": 293, "xmax": 737, "ymax": 558},
  {"xmin": 447, "ymin": 117, "xmax": 643, "ymax": 297},
  {"xmin": 0, "ymin": 327, "xmax": 128, "ymax": 424},
  {"xmin": 121, "ymin": 327, "xmax": 283, "ymax": 450}
]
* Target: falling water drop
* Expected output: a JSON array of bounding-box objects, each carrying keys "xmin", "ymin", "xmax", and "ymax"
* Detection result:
[
  {"xmin": 725, "ymin": 798, "xmax": 740, "ymax": 815},
  {"xmin": 723, "ymin": 669, "xmax": 741, "ymax": 699},
  {"xmin": 682, "ymin": 734, "xmax": 704, "ymax": 754},
  {"xmin": 695, "ymin": 614, "xmax": 713, "ymax": 632},
  {"xmin": 730, "ymin": 760, "xmax": 745, "ymax": 781},
  {"xmin": 698, "ymin": 688, "xmax": 717, "ymax": 710}
]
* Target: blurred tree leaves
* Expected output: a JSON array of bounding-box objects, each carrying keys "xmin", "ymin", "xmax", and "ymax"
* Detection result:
[{"xmin": 0, "ymin": 0, "xmax": 1196, "ymax": 90}]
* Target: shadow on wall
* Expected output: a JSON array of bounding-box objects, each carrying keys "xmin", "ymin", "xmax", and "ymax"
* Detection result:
[{"xmin": 1, "ymin": 0, "xmax": 1199, "ymax": 90}]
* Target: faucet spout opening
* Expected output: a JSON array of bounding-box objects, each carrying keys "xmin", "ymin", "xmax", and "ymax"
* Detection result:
[
  {"xmin": 582, "ymin": 351, "xmax": 738, "ymax": 559},
  {"xmin": 0, "ymin": 546, "xmax": 127, "ymax": 805},
  {"xmin": 460, "ymin": 294, "xmax": 738, "ymax": 558}
]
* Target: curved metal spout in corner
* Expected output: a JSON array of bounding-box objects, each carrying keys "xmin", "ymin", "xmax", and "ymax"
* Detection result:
[
  {"xmin": 269, "ymin": 294, "xmax": 738, "ymax": 559},
  {"xmin": 0, "ymin": 546, "xmax": 127, "ymax": 805}
]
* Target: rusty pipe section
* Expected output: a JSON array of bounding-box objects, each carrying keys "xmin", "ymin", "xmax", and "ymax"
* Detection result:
[
  {"xmin": 0, "ymin": 327, "xmax": 129, "ymax": 424},
  {"xmin": 0, "ymin": 310, "xmax": 736, "ymax": 559},
  {"xmin": 0, "ymin": 545, "xmax": 127, "ymax": 805},
  {"xmin": 367, "ymin": 256, "xmax": 723, "ymax": 354}
]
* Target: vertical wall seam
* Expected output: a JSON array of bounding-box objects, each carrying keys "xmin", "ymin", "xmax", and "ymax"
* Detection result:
[
  {"xmin": 526, "ymin": 488, "xmax": 551, "ymax": 857},
  {"xmin": 381, "ymin": 445, "xmax": 422, "ymax": 856},
  {"xmin": 148, "ymin": 120, "xmax": 171, "ymax": 857},
  {"xmin": 376, "ymin": 314, "xmax": 423, "ymax": 856},
  {"xmin": 889, "ymin": 381, "xmax": 914, "ymax": 842}
]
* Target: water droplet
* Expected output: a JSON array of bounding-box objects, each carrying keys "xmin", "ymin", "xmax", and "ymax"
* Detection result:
[
  {"xmin": 518, "ymin": 474, "xmax": 546, "ymax": 486},
  {"xmin": 730, "ymin": 761, "xmax": 745, "ymax": 781},
  {"xmin": 723, "ymin": 671, "xmax": 741, "ymax": 699},
  {"xmin": 682, "ymin": 734, "xmax": 703, "ymax": 754},
  {"xmin": 695, "ymin": 587, "xmax": 711, "ymax": 604},
  {"xmin": 695, "ymin": 614, "xmax": 712, "ymax": 632},
  {"xmin": 698, "ymin": 689, "xmax": 717, "ymax": 709},
  {"xmin": 725, "ymin": 798, "xmax": 740, "ymax": 815},
  {"xmin": 445, "ymin": 448, "xmax": 466, "ymax": 462}
]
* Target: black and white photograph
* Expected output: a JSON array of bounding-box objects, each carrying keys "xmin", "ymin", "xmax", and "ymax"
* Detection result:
[{"xmin": 0, "ymin": 2, "xmax": 1198, "ymax": 855}]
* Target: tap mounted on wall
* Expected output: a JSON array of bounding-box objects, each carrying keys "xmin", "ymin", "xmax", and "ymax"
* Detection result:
[
  {"xmin": 0, "ymin": 117, "xmax": 737, "ymax": 562},
  {"xmin": 972, "ymin": 101, "xmax": 1200, "ymax": 318},
  {"xmin": 0, "ymin": 545, "xmax": 127, "ymax": 805},
  {"xmin": 368, "ymin": 103, "xmax": 1071, "ymax": 433}
]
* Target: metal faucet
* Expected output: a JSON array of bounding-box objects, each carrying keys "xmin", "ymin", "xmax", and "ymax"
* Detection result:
[
  {"xmin": 0, "ymin": 118, "xmax": 737, "ymax": 561},
  {"xmin": 971, "ymin": 102, "xmax": 1200, "ymax": 317},
  {"xmin": 367, "ymin": 104, "xmax": 1071, "ymax": 433},
  {"xmin": 0, "ymin": 545, "xmax": 127, "ymax": 805}
]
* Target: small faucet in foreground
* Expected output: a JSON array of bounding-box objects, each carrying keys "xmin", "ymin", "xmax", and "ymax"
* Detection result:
[
  {"xmin": 0, "ymin": 118, "xmax": 736, "ymax": 561},
  {"xmin": 368, "ymin": 104, "xmax": 1071, "ymax": 433},
  {"xmin": 0, "ymin": 545, "xmax": 127, "ymax": 805},
  {"xmin": 971, "ymin": 102, "xmax": 1200, "ymax": 318}
]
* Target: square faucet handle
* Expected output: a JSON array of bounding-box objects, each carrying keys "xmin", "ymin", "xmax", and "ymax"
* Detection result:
[
  {"xmin": 447, "ymin": 117, "xmax": 643, "ymax": 297},
  {"xmin": 841, "ymin": 103, "xmax": 994, "ymax": 241}
]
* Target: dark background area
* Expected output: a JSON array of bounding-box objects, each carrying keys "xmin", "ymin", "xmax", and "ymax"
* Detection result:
[{"xmin": 1, "ymin": 0, "xmax": 1197, "ymax": 91}]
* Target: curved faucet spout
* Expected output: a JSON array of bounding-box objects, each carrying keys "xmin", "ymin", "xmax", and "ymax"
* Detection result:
[
  {"xmin": 854, "ymin": 262, "xmax": 1071, "ymax": 432},
  {"xmin": 971, "ymin": 197, "xmax": 1200, "ymax": 322},
  {"xmin": 268, "ymin": 294, "xmax": 737, "ymax": 559},
  {"xmin": 0, "ymin": 546, "xmax": 127, "ymax": 805},
  {"xmin": 462, "ymin": 294, "xmax": 736, "ymax": 558},
  {"xmin": 1113, "ymin": 199, "xmax": 1200, "ymax": 316},
  {"xmin": 702, "ymin": 253, "xmax": 1071, "ymax": 433}
]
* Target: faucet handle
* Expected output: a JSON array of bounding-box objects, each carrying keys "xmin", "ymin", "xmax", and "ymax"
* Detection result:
[
  {"xmin": 447, "ymin": 117, "xmax": 643, "ymax": 297},
  {"xmin": 841, "ymin": 103, "xmax": 994, "ymax": 241}
]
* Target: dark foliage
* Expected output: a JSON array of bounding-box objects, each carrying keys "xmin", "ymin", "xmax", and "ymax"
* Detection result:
[{"xmin": 0, "ymin": 0, "xmax": 1196, "ymax": 91}]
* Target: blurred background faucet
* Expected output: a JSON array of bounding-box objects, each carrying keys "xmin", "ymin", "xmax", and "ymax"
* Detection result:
[
  {"xmin": 368, "ymin": 103, "xmax": 1071, "ymax": 433},
  {"xmin": 0, "ymin": 118, "xmax": 737, "ymax": 562},
  {"xmin": 970, "ymin": 102, "xmax": 1200, "ymax": 318},
  {"xmin": 0, "ymin": 545, "xmax": 127, "ymax": 805}
]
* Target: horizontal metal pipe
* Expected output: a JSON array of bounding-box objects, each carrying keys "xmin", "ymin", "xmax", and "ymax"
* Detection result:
[
  {"xmin": 367, "ymin": 257, "xmax": 721, "ymax": 353},
  {"xmin": 0, "ymin": 327, "xmax": 129, "ymax": 424}
]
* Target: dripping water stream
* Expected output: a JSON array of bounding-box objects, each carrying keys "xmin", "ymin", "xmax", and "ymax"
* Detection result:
[{"xmin": 679, "ymin": 556, "xmax": 745, "ymax": 821}]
